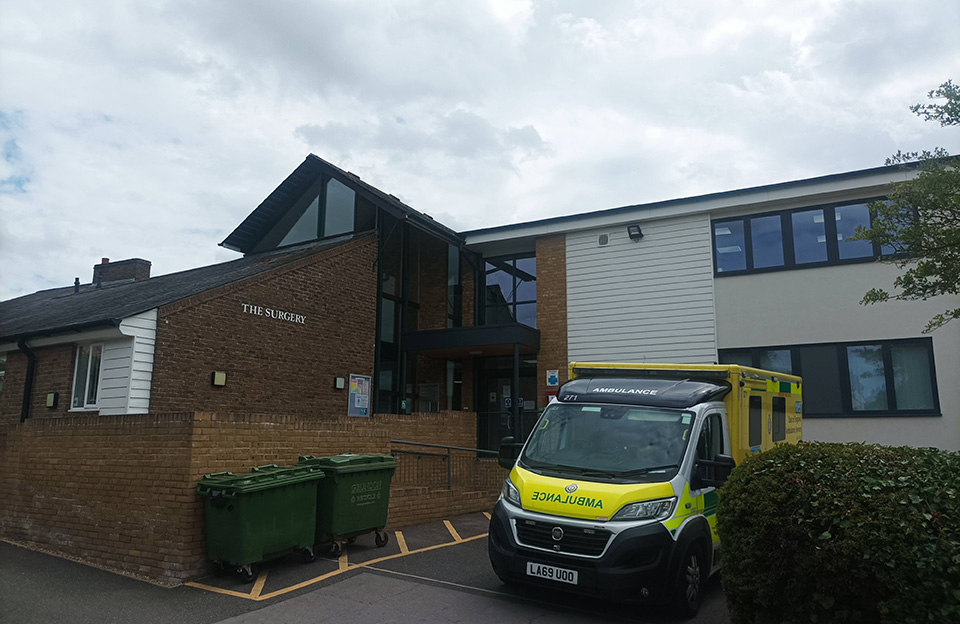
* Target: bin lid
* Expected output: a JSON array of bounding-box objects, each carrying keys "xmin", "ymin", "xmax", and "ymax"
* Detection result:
[
  {"xmin": 196, "ymin": 464, "xmax": 324, "ymax": 497},
  {"xmin": 298, "ymin": 453, "xmax": 397, "ymax": 472}
]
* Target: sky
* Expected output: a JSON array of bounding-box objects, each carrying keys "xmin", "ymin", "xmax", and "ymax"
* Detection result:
[{"xmin": 1, "ymin": 0, "xmax": 959, "ymax": 301}]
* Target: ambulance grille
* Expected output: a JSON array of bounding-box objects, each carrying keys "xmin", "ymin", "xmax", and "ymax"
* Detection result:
[{"xmin": 514, "ymin": 520, "xmax": 611, "ymax": 556}]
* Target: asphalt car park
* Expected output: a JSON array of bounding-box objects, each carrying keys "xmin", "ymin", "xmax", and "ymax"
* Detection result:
[{"xmin": 1, "ymin": 511, "xmax": 731, "ymax": 623}]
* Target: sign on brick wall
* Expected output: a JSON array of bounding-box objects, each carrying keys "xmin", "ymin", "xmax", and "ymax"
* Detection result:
[{"xmin": 348, "ymin": 374, "xmax": 372, "ymax": 417}]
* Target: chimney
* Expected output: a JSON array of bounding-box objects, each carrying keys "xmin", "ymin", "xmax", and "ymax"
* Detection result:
[{"xmin": 92, "ymin": 258, "xmax": 152, "ymax": 285}]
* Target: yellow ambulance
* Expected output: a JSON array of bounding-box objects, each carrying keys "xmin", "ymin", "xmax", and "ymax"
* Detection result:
[{"xmin": 488, "ymin": 363, "xmax": 802, "ymax": 617}]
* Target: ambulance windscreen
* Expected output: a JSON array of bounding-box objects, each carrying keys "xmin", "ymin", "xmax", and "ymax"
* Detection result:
[{"xmin": 520, "ymin": 403, "xmax": 693, "ymax": 481}]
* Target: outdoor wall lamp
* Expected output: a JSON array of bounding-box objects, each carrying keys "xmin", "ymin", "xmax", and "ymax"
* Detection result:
[
  {"xmin": 627, "ymin": 224, "xmax": 644, "ymax": 241},
  {"xmin": 211, "ymin": 371, "xmax": 227, "ymax": 387},
  {"xmin": 334, "ymin": 377, "xmax": 346, "ymax": 390}
]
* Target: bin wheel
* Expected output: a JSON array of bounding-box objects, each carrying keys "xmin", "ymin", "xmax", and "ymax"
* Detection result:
[
  {"xmin": 329, "ymin": 542, "xmax": 342, "ymax": 557},
  {"xmin": 237, "ymin": 563, "xmax": 259, "ymax": 583},
  {"xmin": 375, "ymin": 530, "xmax": 389, "ymax": 548},
  {"xmin": 347, "ymin": 536, "xmax": 358, "ymax": 545},
  {"xmin": 301, "ymin": 547, "xmax": 317, "ymax": 564}
]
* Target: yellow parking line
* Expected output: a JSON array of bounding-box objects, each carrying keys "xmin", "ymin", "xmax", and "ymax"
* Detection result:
[
  {"xmin": 338, "ymin": 551, "xmax": 349, "ymax": 571},
  {"xmin": 183, "ymin": 582, "xmax": 259, "ymax": 599},
  {"xmin": 395, "ymin": 531, "xmax": 409, "ymax": 554},
  {"xmin": 443, "ymin": 520, "xmax": 462, "ymax": 542},
  {"xmin": 250, "ymin": 568, "xmax": 269, "ymax": 598},
  {"xmin": 255, "ymin": 532, "xmax": 488, "ymax": 601},
  {"xmin": 483, "ymin": 512, "xmax": 491, "ymax": 520}
]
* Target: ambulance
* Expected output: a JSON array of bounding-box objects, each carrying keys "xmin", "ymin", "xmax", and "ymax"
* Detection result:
[{"xmin": 488, "ymin": 362, "xmax": 802, "ymax": 617}]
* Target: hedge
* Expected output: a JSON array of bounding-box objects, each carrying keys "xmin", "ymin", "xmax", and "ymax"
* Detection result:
[{"xmin": 716, "ymin": 442, "xmax": 960, "ymax": 624}]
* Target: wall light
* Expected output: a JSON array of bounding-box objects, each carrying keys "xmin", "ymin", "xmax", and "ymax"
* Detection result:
[
  {"xmin": 334, "ymin": 377, "xmax": 346, "ymax": 390},
  {"xmin": 627, "ymin": 224, "xmax": 644, "ymax": 241},
  {"xmin": 211, "ymin": 371, "xmax": 227, "ymax": 387}
]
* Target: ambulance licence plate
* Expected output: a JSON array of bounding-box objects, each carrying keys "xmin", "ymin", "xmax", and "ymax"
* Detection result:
[{"xmin": 526, "ymin": 562, "xmax": 578, "ymax": 585}]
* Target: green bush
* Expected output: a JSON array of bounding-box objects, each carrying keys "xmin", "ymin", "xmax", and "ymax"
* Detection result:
[{"xmin": 717, "ymin": 442, "xmax": 960, "ymax": 624}]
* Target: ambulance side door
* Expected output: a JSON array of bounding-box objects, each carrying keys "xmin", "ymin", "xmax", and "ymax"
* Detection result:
[{"xmin": 691, "ymin": 409, "xmax": 726, "ymax": 550}]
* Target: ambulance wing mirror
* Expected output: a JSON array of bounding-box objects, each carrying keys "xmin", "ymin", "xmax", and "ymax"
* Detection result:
[
  {"xmin": 695, "ymin": 454, "xmax": 736, "ymax": 488},
  {"xmin": 498, "ymin": 436, "xmax": 522, "ymax": 469}
]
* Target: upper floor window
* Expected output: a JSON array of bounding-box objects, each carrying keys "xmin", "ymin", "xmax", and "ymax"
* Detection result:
[
  {"xmin": 719, "ymin": 338, "xmax": 939, "ymax": 417},
  {"xmin": 713, "ymin": 200, "xmax": 893, "ymax": 276},
  {"xmin": 0, "ymin": 353, "xmax": 6, "ymax": 398},
  {"xmin": 483, "ymin": 254, "xmax": 536, "ymax": 327},
  {"xmin": 277, "ymin": 176, "xmax": 376, "ymax": 248},
  {"xmin": 72, "ymin": 344, "xmax": 103, "ymax": 409}
]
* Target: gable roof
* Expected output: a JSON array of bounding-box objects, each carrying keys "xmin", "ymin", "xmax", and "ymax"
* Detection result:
[
  {"xmin": 0, "ymin": 235, "xmax": 359, "ymax": 342},
  {"xmin": 221, "ymin": 154, "xmax": 462, "ymax": 254}
]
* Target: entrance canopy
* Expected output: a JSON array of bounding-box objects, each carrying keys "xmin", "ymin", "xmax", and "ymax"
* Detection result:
[{"xmin": 402, "ymin": 323, "xmax": 540, "ymax": 360}]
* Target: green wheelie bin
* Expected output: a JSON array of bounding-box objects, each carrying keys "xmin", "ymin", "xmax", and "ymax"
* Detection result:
[
  {"xmin": 196, "ymin": 463, "xmax": 325, "ymax": 582},
  {"xmin": 298, "ymin": 454, "xmax": 397, "ymax": 556}
]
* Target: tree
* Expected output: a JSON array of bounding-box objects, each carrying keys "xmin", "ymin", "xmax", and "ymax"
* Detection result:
[{"xmin": 853, "ymin": 81, "xmax": 960, "ymax": 332}]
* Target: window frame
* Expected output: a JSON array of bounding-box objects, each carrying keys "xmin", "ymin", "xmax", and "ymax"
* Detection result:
[
  {"xmin": 482, "ymin": 253, "xmax": 537, "ymax": 328},
  {"xmin": 719, "ymin": 337, "xmax": 940, "ymax": 418},
  {"xmin": 71, "ymin": 342, "xmax": 104, "ymax": 411},
  {"xmin": 712, "ymin": 197, "xmax": 892, "ymax": 277}
]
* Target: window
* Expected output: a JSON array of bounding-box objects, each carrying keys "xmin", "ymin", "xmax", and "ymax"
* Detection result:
[
  {"xmin": 697, "ymin": 412, "xmax": 725, "ymax": 482},
  {"xmin": 713, "ymin": 200, "xmax": 891, "ymax": 275},
  {"xmin": 719, "ymin": 338, "xmax": 939, "ymax": 417},
  {"xmin": 483, "ymin": 254, "xmax": 536, "ymax": 327},
  {"xmin": 748, "ymin": 396, "xmax": 762, "ymax": 446},
  {"xmin": 72, "ymin": 344, "xmax": 103, "ymax": 409},
  {"xmin": 323, "ymin": 178, "xmax": 356, "ymax": 237},
  {"xmin": 0, "ymin": 353, "xmax": 6, "ymax": 398}
]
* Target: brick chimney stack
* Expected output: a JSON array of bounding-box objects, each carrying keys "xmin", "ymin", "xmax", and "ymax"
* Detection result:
[{"xmin": 92, "ymin": 258, "xmax": 152, "ymax": 285}]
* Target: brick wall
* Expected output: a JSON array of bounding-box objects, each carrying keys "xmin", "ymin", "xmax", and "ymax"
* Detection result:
[
  {"xmin": 0, "ymin": 344, "xmax": 78, "ymax": 423},
  {"xmin": 536, "ymin": 235, "xmax": 569, "ymax": 408},
  {"xmin": 0, "ymin": 409, "xmax": 504, "ymax": 582},
  {"xmin": 150, "ymin": 236, "xmax": 378, "ymax": 417},
  {"xmin": 0, "ymin": 413, "xmax": 198, "ymax": 579}
]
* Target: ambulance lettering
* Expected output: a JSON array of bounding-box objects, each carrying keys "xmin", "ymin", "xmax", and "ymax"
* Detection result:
[{"xmin": 531, "ymin": 490, "xmax": 604, "ymax": 509}]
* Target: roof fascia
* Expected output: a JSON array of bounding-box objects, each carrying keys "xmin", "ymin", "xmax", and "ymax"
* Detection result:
[
  {"xmin": 463, "ymin": 164, "xmax": 917, "ymax": 245},
  {"xmin": 0, "ymin": 321, "xmax": 124, "ymax": 352}
]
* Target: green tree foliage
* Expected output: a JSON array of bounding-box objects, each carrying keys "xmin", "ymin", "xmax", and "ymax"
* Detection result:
[{"xmin": 853, "ymin": 81, "xmax": 960, "ymax": 332}]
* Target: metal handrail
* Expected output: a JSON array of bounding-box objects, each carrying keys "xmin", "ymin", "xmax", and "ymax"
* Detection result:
[{"xmin": 390, "ymin": 440, "xmax": 498, "ymax": 490}]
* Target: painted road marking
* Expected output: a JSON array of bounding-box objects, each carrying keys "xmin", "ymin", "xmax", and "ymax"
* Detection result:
[
  {"xmin": 186, "ymin": 528, "xmax": 488, "ymax": 602},
  {"xmin": 483, "ymin": 512, "xmax": 491, "ymax": 520},
  {"xmin": 443, "ymin": 520, "xmax": 462, "ymax": 542},
  {"xmin": 396, "ymin": 530, "xmax": 410, "ymax": 554},
  {"xmin": 250, "ymin": 568, "xmax": 268, "ymax": 599}
]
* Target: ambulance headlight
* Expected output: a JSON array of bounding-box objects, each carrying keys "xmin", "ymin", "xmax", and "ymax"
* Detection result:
[
  {"xmin": 501, "ymin": 478, "xmax": 522, "ymax": 508},
  {"xmin": 612, "ymin": 497, "xmax": 677, "ymax": 521}
]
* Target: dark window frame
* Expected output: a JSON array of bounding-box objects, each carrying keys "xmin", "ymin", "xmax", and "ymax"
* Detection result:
[
  {"xmin": 482, "ymin": 253, "xmax": 537, "ymax": 328},
  {"xmin": 712, "ymin": 197, "xmax": 892, "ymax": 277},
  {"xmin": 719, "ymin": 337, "xmax": 940, "ymax": 418}
]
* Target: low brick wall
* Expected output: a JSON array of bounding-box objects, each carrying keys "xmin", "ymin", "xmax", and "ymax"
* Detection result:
[{"xmin": 0, "ymin": 410, "xmax": 506, "ymax": 582}]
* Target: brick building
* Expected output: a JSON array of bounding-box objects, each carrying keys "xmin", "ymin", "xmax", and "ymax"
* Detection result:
[{"xmin": 2, "ymin": 154, "xmax": 957, "ymax": 582}]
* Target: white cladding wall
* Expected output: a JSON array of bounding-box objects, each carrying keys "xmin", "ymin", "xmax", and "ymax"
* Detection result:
[
  {"xmin": 566, "ymin": 213, "xmax": 717, "ymax": 363},
  {"xmin": 95, "ymin": 309, "xmax": 157, "ymax": 416},
  {"xmin": 714, "ymin": 263, "xmax": 960, "ymax": 451}
]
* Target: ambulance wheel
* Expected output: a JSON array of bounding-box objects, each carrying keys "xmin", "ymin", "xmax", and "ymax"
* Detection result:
[
  {"xmin": 673, "ymin": 541, "xmax": 705, "ymax": 619},
  {"xmin": 237, "ymin": 563, "xmax": 259, "ymax": 583},
  {"xmin": 375, "ymin": 530, "xmax": 389, "ymax": 548}
]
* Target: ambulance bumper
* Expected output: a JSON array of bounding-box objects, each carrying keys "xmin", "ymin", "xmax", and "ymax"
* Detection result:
[{"xmin": 488, "ymin": 500, "xmax": 677, "ymax": 603}]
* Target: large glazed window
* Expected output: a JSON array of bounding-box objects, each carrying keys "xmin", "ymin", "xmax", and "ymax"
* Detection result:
[
  {"xmin": 483, "ymin": 254, "xmax": 536, "ymax": 327},
  {"xmin": 72, "ymin": 344, "xmax": 103, "ymax": 409},
  {"xmin": 719, "ymin": 338, "xmax": 939, "ymax": 417},
  {"xmin": 323, "ymin": 178, "xmax": 356, "ymax": 237},
  {"xmin": 712, "ymin": 200, "xmax": 892, "ymax": 276}
]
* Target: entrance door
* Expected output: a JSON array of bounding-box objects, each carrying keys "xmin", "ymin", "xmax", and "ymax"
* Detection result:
[{"xmin": 477, "ymin": 356, "xmax": 538, "ymax": 450}]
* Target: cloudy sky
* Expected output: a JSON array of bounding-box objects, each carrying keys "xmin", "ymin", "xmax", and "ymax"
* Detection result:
[{"xmin": 2, "ymin": 0, "xmax": 959, "ymax": 301}]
